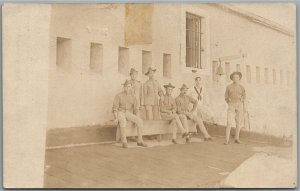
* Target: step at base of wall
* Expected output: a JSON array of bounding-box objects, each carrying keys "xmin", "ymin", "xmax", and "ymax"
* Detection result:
[{"xmin": 46, "ymin": 122, "xmax": 292, "ymax": 148}]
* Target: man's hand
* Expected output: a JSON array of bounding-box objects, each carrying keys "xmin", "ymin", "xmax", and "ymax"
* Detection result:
[
  {"xmin": 186, "ymin": 112, "xmax": 193, "ymax": 119},
  {"xmin": 114, "ymin": 119, "xmax": 119, "ymax": 125},
  {"xmin": 158, "ymin": 91, "xmax": 164, "ymax": 98},
  {"xmin": 243, "ymin": 100, "xmax": 249, "ymax": 112}
]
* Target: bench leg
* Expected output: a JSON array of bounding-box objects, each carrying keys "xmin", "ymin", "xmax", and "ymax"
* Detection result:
[{"xmin": 157, "ymin": 134, "xmax": 162, "ymax": 142}]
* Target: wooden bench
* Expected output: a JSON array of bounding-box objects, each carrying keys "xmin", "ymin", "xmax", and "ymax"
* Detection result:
[{"xmin": 116, "ymin": 120, "xmax": 197, "ymax": 142}]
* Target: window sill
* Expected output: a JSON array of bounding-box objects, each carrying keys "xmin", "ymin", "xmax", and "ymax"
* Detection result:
[{"xmin": 182, "ymin": 66, "xmax": 210, "ymax": 75}]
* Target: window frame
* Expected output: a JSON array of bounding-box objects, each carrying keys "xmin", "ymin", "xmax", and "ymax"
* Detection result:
[
  {"xmin": 180, "ymin": 5, "xmax": 210, "ymax": 75},
  {"xmin": 186, "ymin": 12, "xmax": 203, "ymax": 69},
  {"xmin": 118, "ymin": 46, "xmax": 130, "ymax": 76}
]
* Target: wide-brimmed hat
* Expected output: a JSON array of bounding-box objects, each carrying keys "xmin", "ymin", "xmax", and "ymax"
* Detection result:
[
  {"xmin": 129, "ymin": 68, "xmax": 138, "ymax": 75},
  {"xmin": 145, "ymin": 67, "xmax": 157, "ymax": 75},
  {"xmin": 230, "ymin": 71, "xmax": 242, "ymax": 80},
  {"xmin": 122, "ymin": 80, "xmax": 132, "ymax": 86},
  {"xmin": 179, "ymin": 84, "xmax": 189, "ymax": 90},
  {"xmin": 163, "ymin": 83, "xmax": 175, "ymax": 89}
]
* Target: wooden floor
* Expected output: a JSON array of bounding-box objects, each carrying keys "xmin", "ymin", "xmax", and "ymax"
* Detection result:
[{"xmin": 43, "ymin": 136, "xmax": 290, "ymax": 188}]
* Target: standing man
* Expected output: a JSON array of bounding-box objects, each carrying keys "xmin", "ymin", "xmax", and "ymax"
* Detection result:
[
  {"xmin": 175, "ymin": 84, "xmax": 212, "ymax": 141},
  {"xmin": 127, "ymin": 68, "xmax": 142, "ymax": 142},
  {"xmin": 224, "ymin": 71, "xmax": 246, "ymax": 145},
  {"xmin": 160, "ymin": 83, "xmax": 190, "ymax": 144},
  {"xmin": 128, "ymin": 68, "xmax": 142, "ymax": 113},
  {"xmin": 112, "ymin": 80, "xmax": 148, "ymax": 148},
  {"xmin": 143, "ymin": 67, "xmax": 163, "ymax": 120},
  {"xmin": 189, "ymin": 76, "xmax": 216, "ymax": 124}
]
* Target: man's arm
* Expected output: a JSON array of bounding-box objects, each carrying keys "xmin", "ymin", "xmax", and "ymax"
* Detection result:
[
  {"xmin": 175, "ymin": 98, "xmax": 184, "ymax": 114},
  {"xmin": 157, "ymin": 82, "xmax": 164, "ymax": 97},
  {"xmin": 141, "ymin": 83, "xmax": 147, "ymax": 106},
  {"xmin": 133, "ymin": 96, "xmax": 139, "ymax": 115},
  {"xmin": 159, "ymin": 99, "xmax": 169, "ymax": 113},
  {"xmin": 225, "ymin": 86, "xmax": 230, "ymax": 103},
  {"xmin": 189, "ymin": 96, "xmax": 198, "ymax": 113},
  {"xmin": 112, "ymin": 95, "xmax": 119, "ymax": 124}
]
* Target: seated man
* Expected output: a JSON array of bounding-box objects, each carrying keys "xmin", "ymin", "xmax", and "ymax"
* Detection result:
[
  {"xmin": 175, "ymin": 84, "xmax": 212, "ymax": 141},
  {"xmin": 159, "ymin": 83, "xmax": 190, "ymax": 144},
  {"xmin": 112, "ymin": 80, "xmax": 148, "ymax": 148}
]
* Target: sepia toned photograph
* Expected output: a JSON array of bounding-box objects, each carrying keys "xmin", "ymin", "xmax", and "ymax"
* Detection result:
[{"xmin": 3, "ymin": 2, "xmax": 297, "ymax": 188}]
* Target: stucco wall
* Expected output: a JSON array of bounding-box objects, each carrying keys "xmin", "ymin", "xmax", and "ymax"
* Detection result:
[
  {"xmin": 47, "ymin": 4, "xmax": 126, "ymax": 128},
  {"xmin": 3, "ymin": 4, "xmax": 52, "ymax": 188},
  {"xmin": 47, "ymin": 4, "xmax": 296, "ymax": 138}
]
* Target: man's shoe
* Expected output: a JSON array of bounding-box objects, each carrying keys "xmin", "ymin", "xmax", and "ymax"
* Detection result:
[
  {"xmin": 172, "ymin": 139, "xmax": 178, "ymax": 144},
  {"xmin": 137, "ymin": 142, "xmax": 148, "ymax": 147},
  {"xmin": 224, "ymin": 141, "xmax": 229, "ymax": 145},
  {"xmin": 235, "ymin": 139, "xmax": 242, "ymax": 144},
  {"xmin": 122, "ymin": 143, "xmax": 128, "ymax": 148},
  {"xmin": 204, "ymin": 137, "xmax": 213, "ymax": 141},
  {"xmin": 185, "ymin": 137, "xmax": 191, "ymax": 143}
]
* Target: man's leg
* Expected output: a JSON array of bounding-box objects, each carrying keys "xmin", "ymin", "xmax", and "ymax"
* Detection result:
[
  {"xmin": 192, "ymin": 115, "xmax": 211, "ymax": 139},
  {"xmin": 178, "ymin": 114, "xmax": 188, "ymax": 132},
  {"xmin": 161, "ymin": 113, "xmax": 177, "ymax": 142},
  {"xmin": 125, "ymin": 111, "xmax": 145, "ymax": 144},
  {"xmin": 170, "ymin": 119, "xmax": 177, "ymax": 140},
  {"xmin": 225, "ymin": 103, "xmax": 235, "ymax": 144},
  {"xmin": 235, "ymin": 102, "xmax": 244, "ymax": 143},
  {"xmin": 117, "ymin": 112, "xmax": 128, "ymax": 145},
  {"xmin": 145, "ymin": 105, "xmax": 153, "ymax": 120},
  {"xmin": 178, "ymin": 114, "xmax": 190, "ymax": 143},
  {"xmin": 174, "ymin": 114, "xmax": 187, "ymax": 134}
]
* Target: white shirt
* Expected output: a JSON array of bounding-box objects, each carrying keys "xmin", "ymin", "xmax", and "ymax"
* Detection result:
[{"xmin": 188, "ymin": 85, "xmax": 210, "ymax": 106}]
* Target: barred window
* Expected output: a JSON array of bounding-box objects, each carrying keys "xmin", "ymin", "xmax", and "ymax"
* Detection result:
[{"xmin": 186, "ymin": 12, "xmax": 204, "ymax": 69}]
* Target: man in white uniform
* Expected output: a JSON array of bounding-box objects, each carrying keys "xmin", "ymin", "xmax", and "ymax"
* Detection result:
[{"xmin": 189, "ymin": 76, "xmax": 216, "ymax": 124}]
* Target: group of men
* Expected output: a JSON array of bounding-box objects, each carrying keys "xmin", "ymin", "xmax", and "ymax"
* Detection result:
[{"xmin": 112, "ymin": 67, "xmax": 246, "ymax": 148}]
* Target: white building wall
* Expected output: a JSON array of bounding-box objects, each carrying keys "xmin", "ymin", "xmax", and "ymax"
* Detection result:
[
  {"xmin": 3, "ymin": 4, "xmax": 52, "ymax": 188},
  {"xmin": 47, "ymin": 4, "xmax": 296, "ymax": 138},
  {"xmin": 47, "ymin": 4, "xmax": 127, "ymax": 128}
]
